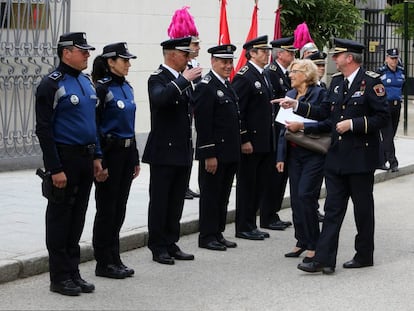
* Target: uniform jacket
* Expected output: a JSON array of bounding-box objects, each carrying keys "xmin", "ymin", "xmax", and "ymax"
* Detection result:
[
  {"xmin": 296, "ymin": 68, "xmax": 389, "ymax": 174},
  {"xmin": 264, "ymin": 60, "xmax": 290, "ymax": 99},
  {"xmin": 231, "ymin": 61, "xmax": 274, "ymax": 153},
  {"xmin": 193, "ymin": 71, "xmax": 241, "ymax": 163},
  {"xmin": 95, "ymin": 72, "xmax": 139, "ymax": 165},
  {"xmin": 35, "ymin": 62, "xmax": 98, "ymax": 174},
  {"xmin": 377, "ymin": 64, "xmax": 405, "ymax": 101},
  {"xmin": 142, "ymin": 65, "xmax": 193, "ymax": 166}
]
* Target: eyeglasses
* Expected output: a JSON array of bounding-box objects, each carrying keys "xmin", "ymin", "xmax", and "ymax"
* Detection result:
[{"xmin": 288, "ymin": 69, "xmax": 305, "ymax": 74}]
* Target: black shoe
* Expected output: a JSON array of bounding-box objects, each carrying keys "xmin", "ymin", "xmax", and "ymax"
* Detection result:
[
  {"xmin": 284, "ymin": 248, "xmax": 306, "ymax": 258},
  {"xmin": 302, "ymin": 257, "xmax": 314, "ymax": 263},
  {"xmin": 199, "ymin": 240, "xmax": 227, "ymax": 251},
  {"xmin": 262, "ymin": 220, "xmax": 287, "ymax": 231},
  {"xmin": 186, "ymin": 188, "xmax": 200, "ymax": 198},
  {"xmin": 95, "ymin": 264, "xmax": 128, "ymax": 279},
  {"xmin": 218, "ymin": 238, "xmax": 237, "ymax": 248},
  {"xmin": 152, "ymin": 252, "xmax": 175, "ymax": 265},
  {"xmin": 117, "ymin": 263, "xmax": 135, "ymax": 277},
  {"xmin": 297, "ymin": 261, "xmax": 335, "ymax": 274},
  {"xmin": 343, "ymin": 259, "xmax": 373, "ymax": 269},
  {"xmin": 72, "ymin": 277, "xmax": 95, "ymax": 293},
  {"xmin": 253, "ymin": 228, "xmax": 270, "ymax": 238},
  {"xmin": 184, "ymin": 190, "xmax": 194, "ymax": 200},
  {"xmin": 50, "ymin": 279, "xmax": 81, "ymax": 296},
  {"xmin": 317, "ymin": 210, "xmax": 325, "ymax": 222},
  {"xmin": 280, "ymin": 220, "xmax": 293, "ymax": 227},
  {"xmin": 391, "ymin": 166, "xmax": 399, "ymax": 173},
  {"xmin": 235, "ymin": 230, "xmax": 265, "ymax": 240},
  {"xmin": 168, "ymin": 249, "xmax": 195, "ymax": 260}
]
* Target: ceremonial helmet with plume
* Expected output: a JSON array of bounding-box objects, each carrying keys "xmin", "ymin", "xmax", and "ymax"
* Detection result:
[{"xmin": 167, "ymin": 6, "xmax": 199, "ymax": 43}]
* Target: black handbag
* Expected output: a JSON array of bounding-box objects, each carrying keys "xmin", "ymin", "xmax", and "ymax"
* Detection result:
[{"xmin": 285, "ymin": 130, "xmax": 331, "ymax": 154}]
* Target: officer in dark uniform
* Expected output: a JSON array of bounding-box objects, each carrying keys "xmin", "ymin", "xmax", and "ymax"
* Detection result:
[
  {"xmin": 91, "ymin": 42, "xmax": 140, "ymax": 279},
  {"xmin": 142, "ymin": 36, "xmax": 202, "ymax": 265},
  {"xmin": 193, "ymin": 44, "xmax": 240, "ymax": 251},
  {"xmin": 279, "ymin": 38, "xmax": 389, "ymax": 274},
  {"xmin": 260, "ymin": 37, "xmax": 296, "ymax": 231},
  {"xmin": 306, "ymin": 51, "xmax": 328, "ymax": 89},
  {"xmin": 35, "ymin": 32, "xmax": 99, "ymax": 295},
  {"xmin": 232, "ymin": 35, "xmax": 274, "ymax": 240},
  {"xmin": 377, "ymin": 48, "xmax": 405, "ymax": 172}
]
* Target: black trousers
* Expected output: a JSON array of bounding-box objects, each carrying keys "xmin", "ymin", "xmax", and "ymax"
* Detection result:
[
  {"xmin": 93, "ymin": 146, "xmax": 136, "ymax": 267},
  {"xmin": 314, "ymin": 170, "xmax": 375, "ymax": 267},
  {"xmin": 198, "ymin": 161, "xmax": 238, "ymax": 243},
  {"xmin": 147, "ymin": 164, "xmax": 191, "ymax": 255},
  {"xmin": 381, "ymin": 101, "xmax": 401, "ymax": 167},
  {"xmin": 235, "ymin": 152, "xmax": 273, "ymax": 232},
  {"xmin": 46, "ymin": 149, "xmax": 94, "ymax": 282},
  {"xmin": 288, "ymin": 146, "xmax": 324, "ymax": 250}
]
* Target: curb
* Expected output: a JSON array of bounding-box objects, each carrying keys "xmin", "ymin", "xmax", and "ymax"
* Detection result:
[{"xmin": 1, "ymin": 164, "xmax": 413, "ymax": 284}]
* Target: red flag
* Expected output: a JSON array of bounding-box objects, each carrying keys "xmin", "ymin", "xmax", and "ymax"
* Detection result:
[
  {"xmin": 274, "ymin": 5, "xmax": 282, "ymax": 40},
  {"xmin": 219, "ymin": 0, "xmax": 231, "ymax": 44},
  {"xmin": 231, "ymin": 0, "xmax": 258, "ymax": 80}
]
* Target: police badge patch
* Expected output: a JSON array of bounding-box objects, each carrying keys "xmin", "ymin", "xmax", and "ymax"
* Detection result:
[{"xmin": 373, "ymin": 84, "xmax": 386, "ymax": 96}]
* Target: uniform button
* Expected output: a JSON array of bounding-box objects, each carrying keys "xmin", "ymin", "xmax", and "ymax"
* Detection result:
[
  {"xmin": 225, "ymin": 100, "xmax": 228, "ymax": 103},
  {"xmin": 221, "ymin": 139, "xmax": 224, "ymax": 142},
  {"xmin": 253, "ymin": 130, "xmax": 257, "ymax": 133},
  {"xmin": 168, "ymin": 143, "xmax": 172, "ymax": 146},
  {"xmin": 340, "ymin": 115, "xmax": 344, "ymax": 119},
  {"xmin": 342, "ymin": 105, "xmax": 346, "ymax": 109},
  {"xmin": 365, "ymin": 142, "xmax": 369, "ymax": 146},
  {"xmin": 259, "ymin": 91, "xmax": 263, "ymax": 94},
  {"xmin": 176, "ymin": 101, "xmax": 179, "ymax": 104},
  {"xmin": 338, "ymin": 136, "xmax": 342, "ymax": 140}
]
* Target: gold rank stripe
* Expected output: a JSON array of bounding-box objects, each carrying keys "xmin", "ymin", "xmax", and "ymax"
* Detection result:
[{"xmin": 199, "ymin": 144, "xmax": 215, "ymax": 149}]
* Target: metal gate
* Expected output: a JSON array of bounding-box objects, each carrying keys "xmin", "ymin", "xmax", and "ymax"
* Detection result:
[
  {"xmin": 0, "ymin": 0, "xmax": 69, "ymax": 167},
  {"xmin": 355, "ymin": 8, "xmax": 414, "ymax": 94}
]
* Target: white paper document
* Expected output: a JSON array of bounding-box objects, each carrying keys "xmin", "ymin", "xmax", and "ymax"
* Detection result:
[{"xmin": 275, "ymin": 107, "xmax": 317, "ymax": 125}]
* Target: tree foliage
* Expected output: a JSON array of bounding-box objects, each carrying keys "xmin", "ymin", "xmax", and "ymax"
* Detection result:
[
  {"xmin": 384, "ymin": 3, "xmax": 414, "ymax": 40},
  {"xmin": 280, "ymin": 0, "xmax": 365, "ymax": 49}
]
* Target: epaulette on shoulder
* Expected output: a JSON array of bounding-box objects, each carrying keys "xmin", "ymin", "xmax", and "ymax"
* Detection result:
[
  {"xmin": 332, "ymin": 72, "xmax": 343, "ymax": 78},
  {"xmin": 48, "ymin": 71, "xmax": 62, "ymax": 81},
  {"xmin": 365, "ymin": 70, "xmax": 380, "ymax": 79},
  {"xmin": 201, "ymin": 74, "xmax": 212, "ymax": 84},
  {"xmin": 269, "ymin": 64, "xmax": 278, "ymax": 72},
  {"xmin": 377, "ymin": 65, "xmax": 387, "ymax": 73},
  {"xmin": 237, "ymin": 65, "xmax": 249, "ymax": 75},
  {"xmin": 97, "ymin": 77, "xmax": 112, "ymax": 84},
  {"xmin": 151, "ymin": 68, "xmax": 163, "ymax": 75}
]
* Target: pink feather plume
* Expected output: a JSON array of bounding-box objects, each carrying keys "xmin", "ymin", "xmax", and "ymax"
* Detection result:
[
  {"xmin": 293, "ymin": 22, "xmax": 314, "ymax": 49},
  {"xmin": 168, "ymin": 6, "xmax": 199, "ymax": 39}
]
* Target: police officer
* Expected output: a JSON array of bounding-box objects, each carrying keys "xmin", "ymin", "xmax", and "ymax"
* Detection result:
[
  {"xmin": 193, "ymin": 44, "xmax": 240, "ymax": 251},
  {"xmin": 277, "ymin": 38, "xmax": 388, "ymax": 274},
  {"xmin": 142, "ymin": 36, "xmax": 202, "ymax": 264},
  {"xmin": 306, "ymin": 51, "xmax": 328, "ymax": 89},
  {"xmin": 35, "ymin": 32, "xmax": 100, "ymax": 295},
  {"xmin": 91, "ymin": 42, "xmax": 140, "ymax": 279},
  {"xmin": 232, "ymin": 35, "xmax": 273, "ymax": 240},
  {"xmin": 260, "ymin": 37, "xmax": 296, "ymax": 231},
  {"xmin": 377, "ymin": 48, "xmax": 405, "ymax": 172}
]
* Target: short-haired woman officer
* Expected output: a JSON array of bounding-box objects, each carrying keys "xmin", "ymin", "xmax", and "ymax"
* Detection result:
[{"xmin": 91, "ymin": 42, "xmax": 140, "ymax": 279}]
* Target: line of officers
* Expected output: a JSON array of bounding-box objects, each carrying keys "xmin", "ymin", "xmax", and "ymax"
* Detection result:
[{"xmin": 35, "ymin": 31, "xmax": 390, "ymax": 296}]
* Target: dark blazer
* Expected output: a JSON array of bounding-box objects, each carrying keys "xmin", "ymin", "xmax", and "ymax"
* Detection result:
[
  {"xmin": 296, "ymin": 68, "xmax": 389, "ymax": 174},
  {"xmin": 265, "ymin": 61, "xmax": 291, "ymax": 99},
  {"xmin": 277, "ymin": 85, "xmax": 328, "ymax": 162},
  {"xmin": 193, "ymin": 71, "xmax": 241, "ymax": 163},
  {"xmin": 142, "ymin": 65, "xmax": 193, "ymax": 166},
  {"xmin": 231, "ymin": 62, "xmax": 274, "ymax": 153}
]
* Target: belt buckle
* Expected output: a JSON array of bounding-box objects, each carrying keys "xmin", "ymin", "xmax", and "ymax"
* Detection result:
[{"xmin": 124, "ymin": 139, "xmax": 131, "ymax": 148}]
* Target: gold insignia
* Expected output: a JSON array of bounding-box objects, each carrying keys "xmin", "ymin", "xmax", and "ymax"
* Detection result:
[
  {"xmin": 151, "ymin": 68, "xmax": 163, "ymax": 75},
  {"xmin": 237, "ymin": 65, "xmax": 249, "ymax": 75},
  {"xmin": 201, "ymin": 74, "xmax": 212, "ymax": 84},
  {"xmin": 373, "ymin": 84, "xmax": 386, "ymax": 96},
  {"xmin": 269, "ymin": 64, "xmax": 278, "ymax": 72}
]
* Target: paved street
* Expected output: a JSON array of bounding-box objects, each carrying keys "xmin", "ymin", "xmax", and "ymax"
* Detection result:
[{"xmin": 0, "ymin": 173, "xmax": 414, "ymax": 310}]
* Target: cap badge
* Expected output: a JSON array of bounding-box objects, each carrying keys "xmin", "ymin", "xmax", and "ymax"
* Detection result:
[
  {"xmin": 70, "ymin": 95, "xmax": 79, "ymax": 105},
  {"xmin": 117, "ymin": 100, "xmax": 125, "ymax": 109},
  {"xmin": 255, "ymin": 81, "xmax": 261, "ymax": 89}
]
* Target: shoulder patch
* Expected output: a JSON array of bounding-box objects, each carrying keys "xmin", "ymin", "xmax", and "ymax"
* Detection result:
[
  {"xmin": 201, "ymin": 74, "xmax": 212, "ymax": 84},
  {"xmin": 237, "ymin": 65, "xmax": 249, "ymax": 75},
  {"xmin": 332, "ymin": 72, "xmax": 343, "ymax": 78},
  {"xmin": 269, "ymin": 64, "xmax": 278, "ymax": 72},
  {"xmin": 373, "ymin": 84, "xmax": 386, "ymax": 97},
  {"xmin": 151, "ymin": 68, "xmax": 163, "ymax": 75},
  {"xmin": 97, "ymin": 77, "xmax": 112, "ymax": 84},
  {"xmin": 48, "ymin": 71, "xmax": 62, "ymax": 80},
  {"xmin": 365, "ymin": 71, "xmax": 380, "ymax": 79}
]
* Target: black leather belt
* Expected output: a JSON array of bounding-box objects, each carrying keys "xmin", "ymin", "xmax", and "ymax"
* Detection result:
[
  {"xmin": 102, "ymin": 136, "xmax": 135, "ymax": 148},
  {"xmin": 388, "ymin": 100, "xmax": 401, "ymax": 106},
  {"xmin": 56, "ymin": 144, "xmax": 95, "ymax": 156}
]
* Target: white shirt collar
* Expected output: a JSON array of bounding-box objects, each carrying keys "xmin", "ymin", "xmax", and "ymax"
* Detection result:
[
  {"xmin": 276, "ymin": 60, "xmax": 288, "ymax": 74},
  {"xmin": 162, "ymin": 64, "xmax": 180, "ymax": 78},
  {"xmin": 211, "ymin": 70, "xmax": 227, "ymax": 85},
  {"xmin": 248, "ymin": 60, "xmax": 264, "ymax": 74},
  {"xmin": 345, "ymin": 67, "xmax": 361, "ymax": 88}
]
